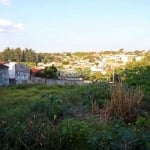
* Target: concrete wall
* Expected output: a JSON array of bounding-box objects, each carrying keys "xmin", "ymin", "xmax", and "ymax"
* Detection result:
[
  {"xmin": 45, "ymin": 79, "xmax": 56, "ymax": 85},
  {"xmin": 46, "ymin": 79, "xmax": 84, "ymax": 85},
  {"xmin": 30, "ymin": 76, "xmax": 85, "ymax": 85},
  {"xmin": 15, "ymin": 63, "xmax": 30, "ymax": 83},
  {"xmin": 0, "ymin": 67, "xmax": 9, "ymax": 86},
  {"xmin": 30, "ymin": 76, "xmax": 46, "ymax": 84}
]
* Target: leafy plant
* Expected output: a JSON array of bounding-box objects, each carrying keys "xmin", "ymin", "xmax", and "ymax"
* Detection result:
[
  {"xmin": 135, "ymin": 117, "xmax": 150, "ymax": 128},
  {"xmin": 82, "ymin": 82, "xmax": 110, "ymax": 109}
]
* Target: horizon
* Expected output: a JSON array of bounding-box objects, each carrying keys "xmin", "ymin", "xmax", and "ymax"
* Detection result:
[
  {"xmin": 1, "ymin": 0, "xmax": 150, "ymax": 52},
  {"xmin": 0, "ymin": 47, "xmax": 149, "ymax": 54}
]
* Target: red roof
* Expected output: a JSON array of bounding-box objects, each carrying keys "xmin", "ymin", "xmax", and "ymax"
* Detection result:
[
  {"xmin": 0, "ymin": 61, "xmax": 7, "ymax": 65},
  {"xmin": 31, "ymin": 68, "xmax": 44, "ymax": 74}
]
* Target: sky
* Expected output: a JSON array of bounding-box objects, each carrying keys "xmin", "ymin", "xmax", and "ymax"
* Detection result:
[{"xmin": 0, "ymin": 0, "xmax": 150, "ymax": 52}]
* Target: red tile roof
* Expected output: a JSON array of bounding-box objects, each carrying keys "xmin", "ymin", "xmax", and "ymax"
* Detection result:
[
  {"xmin": 31, "ymin": 68, "xmax": 44, "ymax": 74},
  {"xmin": 0, "ymin": 61, "xmax": 7, "ymax": 65}
]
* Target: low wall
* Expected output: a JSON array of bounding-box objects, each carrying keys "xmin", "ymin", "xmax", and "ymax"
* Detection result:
[
  {"xmin": 46, "ymin": 78, "xmax": 84, "ymax": 85},
  {"xmin": 30, "ymin": 76, "xmax": 46, "ymax": 84},
  {"xmin": 30, "ymin": 76, "xmax": 85, "ymax": 85}
]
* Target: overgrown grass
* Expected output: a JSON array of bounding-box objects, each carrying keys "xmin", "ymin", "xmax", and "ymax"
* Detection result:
[
  {"xmin": 0, "ymin": 84, "xmax": 72, "ymax": 120},
  {"xmin": 0, "ymin": 83, "xmax": 149, "ymax": 149}
]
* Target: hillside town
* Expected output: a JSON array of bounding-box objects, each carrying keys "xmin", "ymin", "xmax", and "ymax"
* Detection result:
[
  {"xmin": 37, "ymin": 52, "xmax": 144, "ymax": 75},
  {"xmin": 0, "ymin": 50, "xmax": 146, "ymax": 86}
]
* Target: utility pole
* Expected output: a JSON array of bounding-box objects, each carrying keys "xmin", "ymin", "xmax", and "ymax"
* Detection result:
[{"xmin": 113, "ymin": 67, "xmax": 115, "ymax": 83}]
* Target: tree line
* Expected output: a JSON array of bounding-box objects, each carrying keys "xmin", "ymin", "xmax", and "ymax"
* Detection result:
[{"xmin": 0, "ymin": 47, "xmax": 44, "ymax": 62}]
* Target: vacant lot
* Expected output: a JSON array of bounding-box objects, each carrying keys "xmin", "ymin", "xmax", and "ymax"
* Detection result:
[{"xmin": 0, "ymin": 83, "xmax": 149, "ymax": 150}]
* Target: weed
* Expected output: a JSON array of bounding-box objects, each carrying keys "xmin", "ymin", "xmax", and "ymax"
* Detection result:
[{"xmin": 104, "ymin": 83, "xmax": 143, "ymax": 123}]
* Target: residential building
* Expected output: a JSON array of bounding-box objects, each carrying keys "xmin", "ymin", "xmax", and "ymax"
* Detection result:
[
  {"xmin": 0, "ymin": 64, "xmax": 9, "ymax": 86},
  {"xmin": 90, "ymin": 65, "xmax": 106, "ymax": 75},
  {"xmin": 6, "ymin": 62, "xmax": 30, "ymax": 84}
]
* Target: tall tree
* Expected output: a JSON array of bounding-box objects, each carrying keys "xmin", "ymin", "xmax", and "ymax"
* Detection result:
[
  {"xmin": 14, "ymin": 47, "xmax": 22, "ymax": 62},
  {"xmin": 3, "ymin": 47, "xmax": 14, "ymax": 61}
]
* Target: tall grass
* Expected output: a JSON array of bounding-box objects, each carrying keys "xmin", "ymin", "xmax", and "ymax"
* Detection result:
[
  {"xmin": 104, "ymin": 83, "xmax": 143, "ymax": 123},
  {"xmin": 0, "ymin": 83, "xmax": 149, "ymax": 149}
]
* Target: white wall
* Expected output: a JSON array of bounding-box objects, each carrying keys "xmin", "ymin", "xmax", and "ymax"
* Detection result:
[{"xmin": 5, "ymin": 62, "xmax": 16, "ymax": 79}]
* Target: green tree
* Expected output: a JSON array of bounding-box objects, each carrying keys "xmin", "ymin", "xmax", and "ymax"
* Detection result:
[
  {"xmin": 118, "ymin": 48, "xmax": 124, "ymax": 54},
  {"xmin": 62, "ymin": 61, "xmax": 69, "ymax": 65},
  {"xmin": 24, "ymin": 48, "xmax": 36, "ymax": 62},
  {"xmin": 2, "ymin": 47, "xmax": 14, "ymax": 61},
  {"xmin": 90, "ymin": 72, "xmax": 106, "ymax": 82},
  {"xmin": 81, "ymin": 67, "xmax": 91, "ymax": 80},
  {"xmin": 14, "ymin": 47, "xmax": 22, "ymax": 62},
  {"xmin": 44, "ymin": 65, "xmax": 58, "ymax": 79},
  {"xmin": 117, "ymin": 55, "xmax": 150, "ymax": 110},
  {"xmin": 21, "ymin": 50, "xmax": 25, "ymax": 62},
  {"xmin": 0, "ymin": 52, "xmax": 3, "ymax": 60}
]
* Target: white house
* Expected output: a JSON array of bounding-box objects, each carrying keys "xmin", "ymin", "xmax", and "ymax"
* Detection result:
[
  {"xmin": 135, "ymin": 56, "xmax": 143, "ymax": 61},
  {"xmin": 90, "ymin": 65, "xmax": 106, "ymax": 75},
  {"xmin": 90, "ymin": 58, "xmax": 106, "ymax": 75},
  {"xmin": 120, "ymin": 55, "xmax": 128, "ymax": 63}
]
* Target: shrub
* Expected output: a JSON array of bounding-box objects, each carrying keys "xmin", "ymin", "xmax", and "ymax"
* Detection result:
[
  {"xmin": 82, "ymin": 82, "xmax": 110, "ymax": 109},
  {"xmin": 31, "ymin": 94, "xmax": 76, "ymax": 121},
  {"xmin": 135, "ymin": 117, "xmax": 150, "ymax": 128}
]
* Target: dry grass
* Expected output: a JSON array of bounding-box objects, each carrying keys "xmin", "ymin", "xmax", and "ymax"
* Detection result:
[{"xmin": 104, "ymin": 83, "xmax": 143, "ymax": 123}]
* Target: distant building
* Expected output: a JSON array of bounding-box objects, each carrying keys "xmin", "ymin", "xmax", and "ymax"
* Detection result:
[
  {"xmin": 120, "ymin": 55, "xmax": 128, "ymax": 63},
  {"xmin": 135, "ymin": 56, "xmax": 143, "ymax": 61},
  {"xmin": 0, "ymin": 64, "xmax": 9, "ymax": 86},
  {"xmin": 5, "ymin": 62, "xmax": 30, "ymax": 84},
  {"xmin": 58, "ymin": 69, "xmax": 83, "ymax": 80},
  {"xmin": 90, "ymin": 66, "xmax": 106, "ymax": 75},
  {"xmin": 90, "ymin": 58, "xmax": 106, "ymax": 75}
]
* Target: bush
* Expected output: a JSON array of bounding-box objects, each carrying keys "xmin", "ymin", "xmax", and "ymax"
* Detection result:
[
  {"xmin": 82, "ymin": 82, "xmax": 110, "ymax": 109},
  {"xmin": 135, "ymin": 117, "xmax": 150, "ymax": 128},
  {"xmin": 31, "ymin": 94, "xmax": 76, "ymax": 121}
]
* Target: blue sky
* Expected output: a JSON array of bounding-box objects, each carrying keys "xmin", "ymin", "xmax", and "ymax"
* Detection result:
[{"xmin": 0, "ymin": 0, "xmax": 150, "ymax": 52}]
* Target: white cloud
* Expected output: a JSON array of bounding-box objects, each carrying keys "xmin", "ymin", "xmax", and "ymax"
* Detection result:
[
  {"xmin": 0, "ymin": 0, "xmax": 12, "ymax": 6},
  {"xmin": 0, "ymin": 19, "xmax": 24, "ymax": 33},
  {"xmin": 0, "ymin": 19, "xmax": 11, "ymax": 26},
  {"xmin": 0, "ymin": 28, "xmax": 6, "ymax": 32}
]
